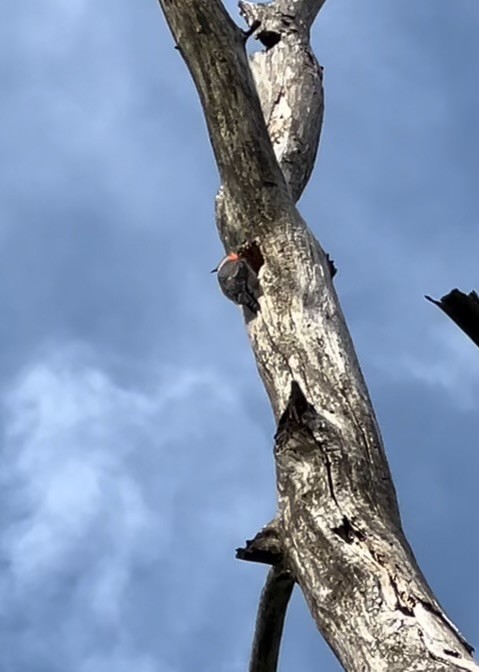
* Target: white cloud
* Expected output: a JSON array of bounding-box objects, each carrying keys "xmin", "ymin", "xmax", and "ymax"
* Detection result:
[
  {"xmin": 0, "ymin": 346, "xmax": 244, "ymax": 580},
  {"xmin": 396, "ymin": 330, "xmax": 479, "ymax": 409},
  {"xmin": 2, "ymin": 356, "xmax": 152, "ymax": 583},
  {"xmin": 361, "ymin": 312, "xmax": 479, "ymax": 410},
  {"xmin": 0, "ymin": 344, "xmax": 271, "ymax": 670}
]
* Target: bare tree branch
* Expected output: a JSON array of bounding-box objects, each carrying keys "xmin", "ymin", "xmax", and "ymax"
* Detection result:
[
  {"xmin": 158, "ymin": 1, "xmax": 478, "ymax": 670},
  {"xmin": 236, "ymin": 520, "xmax": 283, "ymax": 566},
  {"xmin": 159, "ymin": 0, "xmax": 290, "ymax": 241},
  {"xmin": 239, "ymin": 0, "xmax": 325, "ymax": 201},
  {"xmin": 248, "ymin": 567, "xmax": 295, "ymax": 672},
  {"xmin": 235, "ymin": 521, "xmax": 291, "ymax": 672},
  {"xmin": 426, "ymin": 289, "xmax": 479, "ymax": 349}
]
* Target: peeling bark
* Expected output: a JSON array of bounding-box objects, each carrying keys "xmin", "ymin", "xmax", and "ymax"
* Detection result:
[{"xmin": 157, "ymin": 1, "xmax": 477, "ymax": 670}]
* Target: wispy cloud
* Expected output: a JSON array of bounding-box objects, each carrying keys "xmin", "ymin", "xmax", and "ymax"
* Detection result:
[
  {"xmin": 0, "ymin": 345, "xmax": 272, "ymax": 670},
  {"xmin": 1, "ymin": 1, "xmax": 478, "ymax": 670}
]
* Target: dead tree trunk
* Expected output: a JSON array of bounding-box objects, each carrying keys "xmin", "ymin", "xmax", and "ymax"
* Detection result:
[{"xmin": 157, "ymin": 2, "xmax": 477, "ymax": 670}]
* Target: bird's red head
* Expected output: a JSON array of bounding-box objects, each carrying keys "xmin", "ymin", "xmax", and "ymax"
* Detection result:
[{"xmin": 211, "ymin": 251, "xmax": 240, "ymax": 273}]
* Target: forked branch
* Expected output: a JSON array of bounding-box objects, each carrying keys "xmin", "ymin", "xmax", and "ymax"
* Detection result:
[{"xmin": 158, "ymin": 1, "xmax": 477, "ymax": 670}]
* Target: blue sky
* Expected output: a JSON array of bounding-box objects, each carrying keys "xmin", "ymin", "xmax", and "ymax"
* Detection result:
[{"xmin": 1, "ymin": 1, "xmax": 478, "ymax": 670}]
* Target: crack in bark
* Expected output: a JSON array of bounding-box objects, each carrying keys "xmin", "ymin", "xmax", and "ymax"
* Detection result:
[
  {"xmin": 275, "ymin": 380, "xmax": 314, "ymax": 436},
  {"xmin": 331, "ymin": 516, "xmax": 357, "ymax": 544},
  {"xmin": 379, "ymin": 558, "xmax": 475, "ymax": 658},
  {"xmin": 417, "ymin": 598, "xmax": 474, "ymax": 655},
  {"xmin": 421, "ymin": 630, "xmax": 478, "ymax": 672},
  {"xmin": 322, "ymin": 446, "xmax": 340, "ymax": 509},
  {"xmin": 444, "ymin": 649, "xmax": 461, "ymax": 659},
  {"xmin": 387, "ymin": 574, "xmax": 415, "ymax": 617},
  {"xmin": 331, "ymin": 516, "xmax": 366, "ymax": 544}
]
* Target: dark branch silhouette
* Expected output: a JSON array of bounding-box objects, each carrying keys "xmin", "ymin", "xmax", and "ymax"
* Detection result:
[{"xmin": 426, "ymin": 289, "xmax": 479, "ymax": 349}]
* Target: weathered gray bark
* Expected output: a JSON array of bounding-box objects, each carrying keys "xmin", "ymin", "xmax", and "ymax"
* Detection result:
[{"xmin": 157, "ymin": 1, "xmax": 478, "ymax": 670}]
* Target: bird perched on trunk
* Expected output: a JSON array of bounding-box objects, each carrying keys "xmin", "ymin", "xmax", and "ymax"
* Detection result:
[{"xmin": 212, "ymin": 252, "xmax": 260, "ymax": 315}]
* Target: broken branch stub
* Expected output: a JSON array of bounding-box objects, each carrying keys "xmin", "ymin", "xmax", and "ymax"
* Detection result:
[{"xmin": 426, "ymin": 289, "xmax": 479, "ymax": 349}]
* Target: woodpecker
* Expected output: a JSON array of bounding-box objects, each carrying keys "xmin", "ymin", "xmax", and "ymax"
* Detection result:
[{"xmin": 212, "ymin": 252, "xmax": 260, "ymax": 314}]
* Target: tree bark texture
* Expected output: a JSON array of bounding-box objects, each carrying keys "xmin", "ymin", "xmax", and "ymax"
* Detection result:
[{"xmin": 158, "ymin": 2, "xmax": 478, "ymax": 670}]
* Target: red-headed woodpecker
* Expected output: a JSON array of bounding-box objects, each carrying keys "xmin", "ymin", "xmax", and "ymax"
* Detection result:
[{"xmin": 212, "ymin": 252, "xmax": 260, "ymax": 315}]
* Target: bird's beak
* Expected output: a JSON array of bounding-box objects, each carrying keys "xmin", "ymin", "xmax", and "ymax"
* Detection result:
[{"xmin": 210, "ymin": 267, "xmax": 218, "ymax": 273}]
